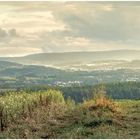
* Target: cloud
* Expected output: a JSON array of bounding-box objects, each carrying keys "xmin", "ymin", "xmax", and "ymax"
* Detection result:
[
  {"xmin": 39, "ymin": 33, "xmax": 136, "ymax": 53},
  {"xmin": 0, "ymin": 3, "xmax": 68, "ymax": 35},
  {"xmin": 0, "ymin": 1, "xmax": 140, "ymax": 56},
  {"xmin": 0, "ymin": 28, "xmax": 8, "ymax": 38},
  {"xmin": 8, "ymin": 28, "xmax": 17, "ymax": 37},
  {"xmin": 0, "ymin": 46, "xmax": 42, "ymax": 57},
  {"xmin": 0, "ymin": 28, "xmax": 17, "ymax": 38},
  {"xmin": 51, "ymin": 2, "xmax": 140, "ymax": 42}
]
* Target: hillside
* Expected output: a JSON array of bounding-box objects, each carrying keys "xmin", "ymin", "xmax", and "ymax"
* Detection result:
[
  {"xmin": 0, "ymin": 88, "xmax": 140, "ymax": 139},
  {"xmin": 0, "ymin": 62, "xmax": 63, "ymax": 77}
]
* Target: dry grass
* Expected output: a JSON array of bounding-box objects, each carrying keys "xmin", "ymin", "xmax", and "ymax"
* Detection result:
[
  {"xmin": 0, "ymin": 89, "xmax": 65, "ymax": 133},
  {"xmin": 93, "ymin": 85, "xmax": 119, "ymax": 113},
  {"xmin": 0, "ymin": 87, "xmax": 139, "ymax": 139}
]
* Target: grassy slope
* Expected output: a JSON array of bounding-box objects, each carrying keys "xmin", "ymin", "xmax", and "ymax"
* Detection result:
[
  {"xmin": 116, "ymin": 100, "xmax": 140, "ymax": 138},
  {"xmin": 42, "ymin": 100, "xmax": 140, "ymax": 139},
  {"xmin": 0, "ymin": 92, "xmax": 140, "ymax": 139}
]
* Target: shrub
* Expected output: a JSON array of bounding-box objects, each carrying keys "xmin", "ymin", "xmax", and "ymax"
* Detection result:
[{"xmin": 93, "ymin": 85, "xmax": 118, "ymax": 112}]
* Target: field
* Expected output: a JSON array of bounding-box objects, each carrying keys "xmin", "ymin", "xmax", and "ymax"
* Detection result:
[{"xmin": 0, "ymin": 89, "xmax": 140, "ymax": 139}]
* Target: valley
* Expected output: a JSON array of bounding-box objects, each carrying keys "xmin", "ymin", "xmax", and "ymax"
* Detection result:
[{"xmin": 0, "ymin": 58, "xmax": 140, "ymax": 91}]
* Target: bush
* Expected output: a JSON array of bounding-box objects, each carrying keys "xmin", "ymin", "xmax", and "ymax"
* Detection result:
[{"xmin": 93, "ymin": 85, "xmax": 118, "ymax": 112}]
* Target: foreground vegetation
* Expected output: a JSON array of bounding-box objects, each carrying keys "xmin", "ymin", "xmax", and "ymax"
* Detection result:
[{"xmin": 0, "ymin": 87, "xmax": 140, "ymax": 139}]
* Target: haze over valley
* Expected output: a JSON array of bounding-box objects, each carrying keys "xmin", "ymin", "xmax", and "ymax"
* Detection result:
[
  {"xmin": 1, "ymin": 50, "xmax": 140, "ymax": 71},
  {"xmin": 0, "ymin": 50, "xmax": 140, "ymax": 89}
]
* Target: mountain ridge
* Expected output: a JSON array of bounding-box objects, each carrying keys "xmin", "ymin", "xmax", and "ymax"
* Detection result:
[
  {"xmin": 0, "ymin": 50, "xmax": 140, "ymax": 66},
  {"xmin": 0, "ymin": 49, "xmax": 140, "ymax": 57}
]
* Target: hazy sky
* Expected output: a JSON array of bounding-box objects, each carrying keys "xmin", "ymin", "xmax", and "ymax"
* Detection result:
[{"xmin": 0, "ymin": 1, "xmax": 140, "ymax": 56}]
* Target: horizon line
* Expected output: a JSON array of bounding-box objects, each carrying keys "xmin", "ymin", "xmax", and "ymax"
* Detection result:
[{"xmin": 0, "ymin": 49, "xmax": 140, "ymax": 58}]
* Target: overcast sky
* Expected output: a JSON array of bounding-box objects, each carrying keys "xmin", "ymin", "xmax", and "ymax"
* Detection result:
[{"xmin": 0, "ymin": 1, "xmax": 140, "ymax": 56}]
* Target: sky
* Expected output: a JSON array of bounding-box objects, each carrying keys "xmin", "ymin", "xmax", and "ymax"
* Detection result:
[{"xmin": 0, "ymin": 1, "xmax": 140, "ymax": 56}]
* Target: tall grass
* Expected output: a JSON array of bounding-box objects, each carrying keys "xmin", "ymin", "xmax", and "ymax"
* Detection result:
[{"xmin": 0, "ymin": 89, "xmax": 64, "ymax": 131}]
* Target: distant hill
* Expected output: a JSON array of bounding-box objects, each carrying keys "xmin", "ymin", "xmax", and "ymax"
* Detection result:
[
  {"xmin": 0, "ymin": 61, "xmax": 63, "ymax": 77},
  {"xmin": 0, "ymin": 50, "xmax": 140, "ymax": 66},
  {"xmin": 0, "ymin": 61, "xmax": 21, "ymax": 67},
  {"xmin": 0, "ymin": 60, "xmax": 140, "ymax": 89},
  {"xmin": 0, "ymin": 61, "xmax": 22, "ymax": 71}
]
